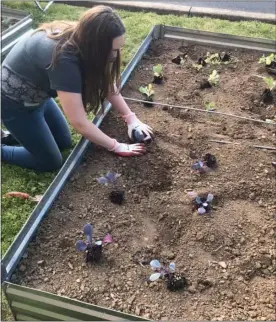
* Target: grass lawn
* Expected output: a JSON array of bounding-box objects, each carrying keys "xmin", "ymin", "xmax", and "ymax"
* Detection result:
[{"xmin": 1, "ymin": 1, "xmax": 275, "ymax": 319}]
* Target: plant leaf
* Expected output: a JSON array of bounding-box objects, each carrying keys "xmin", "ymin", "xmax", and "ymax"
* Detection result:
[
  {"xmin": 195, "ymin": 196, "xmax": 202, "ymax": 205},
  {"xmin": 150, "ymin": 259, "xmax": 161, "ymax": 270},
  {"xmin": 76, "ymin": 240, "xmax": 87, "ymax": 252},
  {"xmin": 102, "ymin": 233, "xmax": 113, "ymax": 244},
  {"xmin": 83, "ymin": 224, "xmax": 93, "ymax": 244},
  {"xmin": 139, "ymin": 86, "xmax": 147, "ymax": 95},
  {"xmin": 207, "ymin": 193, "xmax": 214, "ymax": 202},
  {"xmin": 153, "ymin": 64, "xmax": 163, "ymax": 76},
  {"xmin": 149, "ymin": 272, "xmax": 161, "ymax": 281},
  {"xmin": 97, "ymin": 176, "xmax": 108, "ymax": 185},
  {"xmin": 169, "ymin": 262, "xmax": 176, "ymax": 272},
  {"xmin": 198, "ymin": 207, "xmax": 206, "ymax": 215}
]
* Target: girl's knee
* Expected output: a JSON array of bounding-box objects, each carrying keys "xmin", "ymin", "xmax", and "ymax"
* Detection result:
[{"xmin": 37, "ymin": 153, "xmax": 63, "ymax": 172}]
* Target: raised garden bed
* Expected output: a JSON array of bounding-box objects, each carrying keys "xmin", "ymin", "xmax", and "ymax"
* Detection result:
[
  {"xmin": 10, "ymin": 37, "xmax": 276, "ymax": 320},
  {"xmin": 1, "ymin": 6, "xmax": 33, "ymax": 59}
]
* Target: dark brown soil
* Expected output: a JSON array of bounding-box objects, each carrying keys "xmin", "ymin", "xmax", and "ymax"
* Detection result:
[{"xmin": 15, "ymin": 39, "xmax": 276, "ymax": 321}]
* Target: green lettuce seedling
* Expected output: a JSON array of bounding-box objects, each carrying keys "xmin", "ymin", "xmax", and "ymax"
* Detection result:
[
  {"xmin": 259, "ymin": 53, "xmax": 276, "ymax": 66},
  {"xmin": 153, "ymin": 64, "xmax": 163, "ymax": 77},
  {"xmin": 208, "ymin": 70, "xmax": 220, "ymax": 86},
  {"xmin": 205, "ymin": 52, "xmax": 221, "ymax": 65},
  {"xmin": 204, "ymin": 102, "xmax": 216, "ymax": 111},
  {"xmin": 192, "ymin": 63, "xmax": 203, "ymax": 71},
  {"xmin": 263, "ymin": 77, "xmax": 276, "ymax": 91},
  {"xmin": 139, "ymin": 84, "xmax": 154, "ymax": 97}
]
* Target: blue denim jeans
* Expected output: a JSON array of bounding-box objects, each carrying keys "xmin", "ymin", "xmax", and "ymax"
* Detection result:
[{"xmin": 1, "ymin": 95, "xmax": 72, "ymax": 172}]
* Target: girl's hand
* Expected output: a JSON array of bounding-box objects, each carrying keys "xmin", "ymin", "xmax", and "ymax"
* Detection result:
[
  {"xmin": 122, "ymin": 113, "xmax": 153, "ymax": 142},
  {"xmin": 109, "ymin": 139, "xmax": 145, "ymax": 157}
]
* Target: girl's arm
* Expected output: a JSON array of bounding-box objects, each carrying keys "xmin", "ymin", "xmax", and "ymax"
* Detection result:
[
  {"xmin": 107, "ymin": 89, "xmax": 131, "ymax": 116},
  {"xmin": 57, "ymin": 91, "xmax": 145, "ymax": 156},
  {"xmin": 107, "ymin": 87, "xmax": 153, "ymax": 142}
]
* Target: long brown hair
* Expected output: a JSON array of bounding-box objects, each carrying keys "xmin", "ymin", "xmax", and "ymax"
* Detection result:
[{"xmin": 38, "ymin": 6, "xmax": 125, "ymax": 113}]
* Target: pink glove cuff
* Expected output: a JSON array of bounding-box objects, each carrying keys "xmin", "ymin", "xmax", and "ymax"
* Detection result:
[
  {"xmin": 108, "ymin": 139, "xmax": 119, "ymax": 152},
  {"xmin": 121, "ymin": 112, "xmax": 138, "ymax": 124}
]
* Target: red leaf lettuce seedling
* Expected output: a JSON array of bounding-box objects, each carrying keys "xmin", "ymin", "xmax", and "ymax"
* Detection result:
[
  {"xmin": 76, "ymin": 224, "xmax": 112, "ymax": 263},
  {"xmin": 192, "ymin": 153, "xmax": 217, "ymax": 173},
  {"xmin": 97, "ymin": 172, "xmax": 124, "ymax": 205},
  {"xmin": 188, "ymin": 192, "xmax": 214, "ymax": 215},
  {"xmin": 149, "ymin": 260, "xmax": 187, "ymax": 291}
]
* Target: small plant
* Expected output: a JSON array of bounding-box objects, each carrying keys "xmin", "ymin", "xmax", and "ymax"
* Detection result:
[
  {"xmin": 152, "ymin": 64, "xmax": 164, "ymax": 84},
  {"xmin": 149, "ymin": 260, "xmax": 187, "ymax": 291},
  {"xmin": 97, "ymin": 171, "xmax": 124, "ymax": 205},
  {"xmin": 188, "ymin": 192, "xmax": 215, "ymax": 215},
  {"xmin": 192, "ymin": 63, "xmax": 203, "ymax": 71},
  {"xmin": 259, "ymin": 53, "xmax": 276, "ymax": 66},
  {"xmin": 200, "ymin": 70, "xmax": 219, "ymax": 89},
  {"xmin": 204, "ymin": 52, "xmax": 221, "ymax": 65},
  {"xmin": 208, "ymin": 70, "xmax": 220, "ymax": 86},
  {"xmin": 172, "ymin": 53, "xmax": 188, "ymax": 65},
  {"xmin": 255, "ymin": 76, "xmax": 276, "ymax": 104},
  {"xmin": 204, "ymin": 101, "xmax": 216, "ymax": 111},
  {"xmin": 139, "ymin": 84, "xmax": 154, "ymax": 107},
  {"xmin": 192, "ymin": 153, "xmax": 217, "ymax": 173},
  {"xmin": 263, "ymin": 77, "xmax": 276, "ymax": 91},
  {"xmin": 204, "ymin": 52, "xmax": 232, "ymax": 65},
  {"xmin": 76, "ymin": 224, "xmax": 112, "ymax": 263}
]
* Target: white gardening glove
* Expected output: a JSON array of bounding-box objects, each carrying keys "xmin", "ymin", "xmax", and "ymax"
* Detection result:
[
  {"xmin": 108, "ymin": 139, "xmax": 145, "ymax": 157},
  {"xmin": 121, "ymin": 113, "xmax": 153, "ymax": 142}
]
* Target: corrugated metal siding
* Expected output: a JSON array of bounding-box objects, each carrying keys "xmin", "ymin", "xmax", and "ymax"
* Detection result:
[{"xmin": 4, "ymin": 283, "xmax": 149, "ymax": 321}]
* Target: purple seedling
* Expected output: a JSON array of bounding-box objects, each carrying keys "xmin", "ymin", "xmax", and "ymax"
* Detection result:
[
  {"xmin": 97, "ymin": 172, "xmax": 124, "ymax": 205},
  {"xmin": 149, "ymin": 260, "xmax": 187, "ymax": 291},
  {"xmin": 76, "ymin": 224, "xmax": 112, "ymax": 263},
  {"xmin": 188, "ymin": 192, "xmax": 214, "ymax": 215},
  {"xmin": 192, "ymin": 153, "xmax": 217, "ymax": 173}
]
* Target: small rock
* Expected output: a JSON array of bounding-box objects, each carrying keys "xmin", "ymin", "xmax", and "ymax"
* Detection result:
[
  {"xmin": 93, "ymin": 287, "xmax": 99, "ymax": 292},
  {"xmin": 240, "ymin": 237, "xmax": 246, "ymax": 244},
  {"xmin": 196, "ymin": 231, "xmax": 204, "ymax": 241},
  {"xmin": 127, "ymin": 295, "xmax": 136, "ymax": 305},
  {"xmin": 68, "ymin": 262, "xmax": 74, "ymax": 270},
  {"xmin": 37, "ymin": 260, "xmax": 45, "ymax": 266},
  {"xmin": 19, "ymin": 264, "xmax": 26, "ymax": 272},
  {"xmin": 161, "ymin": 251, "xmax": 175, "ymax": 260},
  {"xmin": 255, "ymin": 262, "xmax": 262, "ymax": 269},
  {"xmin": 249, "ymin": 192, "xmax": 256, "ymax": 200},
  {"xmin": 189, "ymin": 253, "xmax": 194, "ymax": 259},
  {"xmin": 232, "ymin": 249, "xmax": 241, "ymax": 256},
  {"xmin": 135, "ymin": 307, "xmax": 141, "ymax": 316},
  {"xmin": 218, "ymin": 261, "xmax": 227, "ymax": 269},
  {"xmin": 187, "ymin": 286, "xmax": 197, "ymax": 294},
  {"xmin": 249, "ymin": 311, "xmax": 257, "ymax": 318},
  {"xmin": 44, "ymin": 277, "xmax": 49, "ymax": 282},
  {"xmin": 209, "ymin": 235, "xmax": 215, "ymax": 242},
  {"xmin": 22, "ymin": 253, "xmax": 28, "ymax": 259},
  {"xmin": 224, "ymin": 237, "xmax": 233, "ymax": 246},
  {"xmin": 76, "ymin": 278, "xmax": 81, "ymax": 283},
  {"xmin": 143, "ymin": 313, "xmax": 151, "ymax": 319}
]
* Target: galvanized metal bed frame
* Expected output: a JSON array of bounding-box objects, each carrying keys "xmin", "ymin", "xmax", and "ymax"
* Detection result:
[{"xmin": 1, "ymin": 25, "xmax": 275, "ymax": 320}]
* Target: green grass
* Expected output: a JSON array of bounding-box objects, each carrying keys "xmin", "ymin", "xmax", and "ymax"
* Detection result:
[
  {"xmin": 2, "ymin": 0, "xmax": 275, "ymax": 255},
  {"xmin": 1, "ymin": 1, "xmax": 275, "ymax": 320}
]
